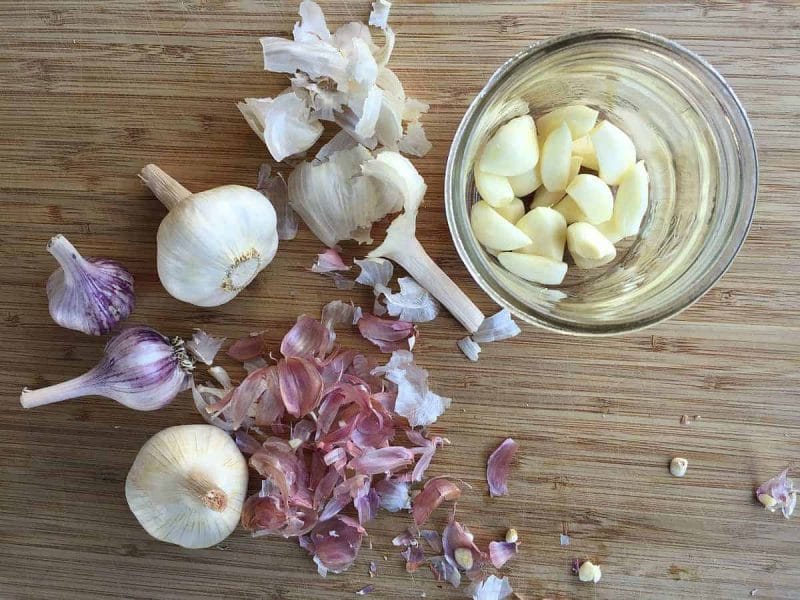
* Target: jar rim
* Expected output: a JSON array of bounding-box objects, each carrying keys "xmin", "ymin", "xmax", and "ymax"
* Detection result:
[{"xmin": 445, "ymin": 28, "xmax": 758, "ymax": 336}]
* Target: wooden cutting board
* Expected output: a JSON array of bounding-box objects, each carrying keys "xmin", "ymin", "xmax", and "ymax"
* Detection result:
[{"xmin": 1, "ymin": 1, "xmax": 798, "ymax": 599}]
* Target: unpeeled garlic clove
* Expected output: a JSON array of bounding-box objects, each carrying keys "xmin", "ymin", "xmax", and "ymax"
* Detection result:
[
  {"xmin": 497, "ymin": 252, "xmax": 568, "ymax": 285},
  {"xmin": 474, "ymin": 167, "xmax": 515, "ymax": 207},
  {"xmin": 470, "ymin": 201, "xmax": 532, "ymax": 251},
  {"xmin": 536, "ymin": 105, "xmax": 599, "ymax": 140},
  {"xmin": 567, "ymin": 222, "xmax": 617, "ymax": 269},
  {"xmin": 516, "ymin": 207, "xmax": 567, "ymax": 261},
  {"xmin": 540, "ymin": 122, "xmax": 573, "ymax": 192},
  {"xmin": 478, "ymin": 115, "xmax": 539, "ymax": 176},
  {"xmin": 126, "ymin": 424, "xmax": 248, "ymax": 549},
  {"xmin": 590, "ymin": 120, "xmax": 636, "ymax": 185},
  {"xmin": 141, "ymin": 164, "xmax": 279, "ymax": 307},
  {"xmin": 565, "ymin": 174, "xmax": 614, "ymax": 224}
]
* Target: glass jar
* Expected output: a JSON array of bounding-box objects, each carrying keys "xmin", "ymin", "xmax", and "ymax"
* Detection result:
[{"xmin": 445, "ymin": 29, "xmax": 758, "ymax": 335}]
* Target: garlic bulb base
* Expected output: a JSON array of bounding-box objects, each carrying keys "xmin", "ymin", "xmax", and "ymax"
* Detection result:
[{"xmin": 222, "ymin": 249, "xmax": 262, "ymax": 292}]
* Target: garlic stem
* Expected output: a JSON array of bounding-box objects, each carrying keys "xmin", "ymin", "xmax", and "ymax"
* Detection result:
[
  {"xmin": 139, "ymin": 164, "xmax": 192, "ymax": 211},
  {"xmin": 180, "ymin": 472, "xmax": 228, "ymax": 512},
  {"xmin": 373, "ymin": 231, "xmax": 484, "ymax": 333},
  {"xmin": 47, "ymin": 234, "xmax": 87, "ymax": 284},
  {"xmin": 20, "ymin": 372, "xmax": 98, "ymax": 409}
]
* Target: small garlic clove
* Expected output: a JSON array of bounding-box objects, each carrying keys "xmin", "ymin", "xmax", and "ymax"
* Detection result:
[
  {"xmin": 507, "ymin": 166, "xmax": 542, "ymax": 197},
  {"xmin": 470, "ymin": 201, "xmax": 533, "ymax": 251},
  {"xmin": 572, "ymin": 135, "xmax": 599, "ymax": 171},
  {"xmin": 125, "ymin": 424, "xmax": 248, "ymax": 549},
  {"xmin": 478, "ymin": 115, "xmax": 539, "ymax": 176},
  {"xmin": 46, "ymin": 235, "xmax": 135, "ymax": 336},
  {"xmin": 536, "ymin": 105, "xmax": 599, "ymax": 141},
  {"xmin": 497, "ymin": 252, "xmax": 568, "ymax": 285},
  {"xmin": 565, "ymin": 174, "xmax": 614, "ymax": 225},
  {"xmin": 540, "ymin": 122, "xmax": 573, "ymax": 192},
  {"xmin": 516, "ymin": 207, "xmax": 567, "ymax": 262},
  {"xmin": 474, "ymin": 167, "xmax": 515, "ymax": 207},
  {"xmin": 532, "ymin": 156, "xmax": 581, "ymax": 208},
  {"xmin": 493, "ymin": 197, "xmax": 525, "ymax": 224},
  {"xmin": 670, "ymin": 457, "xmax": 688, "ymax": 477},
  {"xmin": 590, "ymin": 120, "xmax": 636, "ymax": 186},
  {"xmin": 567, "ymin": 222, "xmax": 617, "ymax": 269},
  {"xmin": 578, "ymin": 560, "xmax": 602, "ymax": 583},
  {"xmin": 553, "ymin": 195, "xmax": 589, "ymax": 224}
]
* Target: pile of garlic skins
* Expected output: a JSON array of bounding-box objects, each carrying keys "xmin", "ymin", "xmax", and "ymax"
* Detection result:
[{"xmin": 470, "ymin": 106, "xmax": 649, "ymax": 285}]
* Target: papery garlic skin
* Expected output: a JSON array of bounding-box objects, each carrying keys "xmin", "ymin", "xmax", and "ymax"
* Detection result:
[
  {"xmin": 20, "ymin": 326, "xmax": 193, "ymax": 411},
  {"xmin": 46, "ymin": 235, "xmax": 135, "ymax": 335},
  {"xmin": 141, "ymin": 165, "xmax": 278, "ymax": 307},
  {"xmin": 126, "ymin": 424, "xmax": 248, "ymax": 549}
]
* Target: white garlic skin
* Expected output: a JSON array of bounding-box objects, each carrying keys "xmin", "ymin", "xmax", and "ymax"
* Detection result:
[
  {"xmin": 157, "ymin": 185, "xmax": 278, "ymax": 307},
  {"xmin": 125, "ymin": 424, "xmax": 248, "ymax": 549}
]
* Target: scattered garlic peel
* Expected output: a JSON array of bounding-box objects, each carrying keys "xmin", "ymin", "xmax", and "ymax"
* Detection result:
[
  {"xmin": 311, "ymin": 247, "xmax": 351, "ymax": 273},
  {"xmin": 488, "ymin": 540, "xmax": 518, "ymax": 568},
  {"xmin": 348, "ymin": 446, "xmax": 416, "ymax": 475},
  {"xmin": 383, "ymin": 277, "xmax": 440, "ymax": 322},
  {"xmin": 374, "ymin": 477, "xmax": 411, "ymax": 511},
  {"xmin": 186, "ymin": 329, "xmax": 225, "ymax": 365},
  {"xmin": 303, "ymin": 515, "xmax": 365, "ymax": 576},
  {"xmin": 227, "ymin": 332, "xmax": 268, "ymax": 362},
  {"xmin": 412, "ymin": 477, "xmax": 461, "ymax": 526},
  {"xmin": 472, "ymin": 309, "xmax": 521, "ymax": 344},
  {"xmin": 372, "ymin": 349, "xmax": 452, "ymax": 427},
  {"xmin": 398, "ymin": 121, "xmax": 432, "ymax": 157},
  {"xmin": 442, "ymin": 518, "xmax": 484, "ymax": 581},
  {"xmin": 469, "ymin": 575, "xmax": 514, "ymax": 600},
  {"xmin": 487, "ymin": 438, "xmax": 518, "ymax": 497},
  {"xmin": 368, "ymin": 0, "xmax": 391, "ymax": 29},
  {"xmin": 257, "ymin": 165, "xmax": 297, "ymax": 241},
  {"xmin": 756, "ymin": 468, "xmax": 797, "ymax": 518},
  {"xmin": 457, "ymin": 337, "xmax": 482, "ymax": 362},
  {"xmin": 402, "ymin": 545, "xmax": 426, "ymax": 573}
]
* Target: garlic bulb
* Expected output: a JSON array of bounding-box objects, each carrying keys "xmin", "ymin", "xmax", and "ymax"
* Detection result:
[
  {"xmin": 46, "ymin": 234, "xmax": 135, "ymax": 335},
  {"xmin": 20, "ymin": 326, "xmax": 193, "ymax": 411},
  {"xmin": 140, "ymin": 164, "xmax": 278, "ymax": 307},
  {"xmin": 126, "ymin": 424, "xmax": 248, "ymax": 549}
]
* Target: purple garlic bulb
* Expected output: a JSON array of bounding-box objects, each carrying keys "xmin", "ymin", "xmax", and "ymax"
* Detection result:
[
  {"xmin": 20, "ymin": 326, "xmax": 194, "ymax": 411},
  {"xmin": 46, "ymin": 234, "xmax": 135, "ymax": 335}
]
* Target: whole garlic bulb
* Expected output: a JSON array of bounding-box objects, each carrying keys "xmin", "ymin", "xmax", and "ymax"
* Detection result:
[
  {"xmin": 140, "ymin": 164, "xmax": 278, "ymax": 307},
  {"xmin": 125, "ymin": 424, "xmax": 248, "ymax": 549}
]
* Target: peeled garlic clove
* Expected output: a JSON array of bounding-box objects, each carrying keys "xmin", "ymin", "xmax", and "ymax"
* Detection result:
[
  {"xmin": 565, "ymin": 174, "xmax": 613, "ymax": 224},
  {"xmin": 572, "ymin": 135, "xmax": 599, "ymax": 171},
  {"xmin": 474, "ymin": 167, "xmax": 515, "ymax": 207},
  {"xmin": 497, "ymin": 252, "xmax": 567, "ymax": 285},
  {"xmin": 126, "ymin": 424, "xmax": 248, "ymax": 549},
  {"xmin": 611, "ymin": 160, "xmax": 649, "ymax": 237},
  {"xmin": 536, "ymin": 105, "xmax": 599, "ymax": 140},
  {"xmin": 516, "ymin": 207, "xmax": 567, "ymax": 261},
  {"xmin": 590, "ymin": 120, "xmax": 636, "ymax": 185},
  {"xmin": 532, "ymin": 156, "xmax": 581, "ymax": 208},
  {"xmin": 46, "ymin": 235, "xmax": 135, "ymax": 336},
  {"xmin": 141, "ymin": 165, "xmax": 278, "ymax": 307},
  {"xmin": 470, "ymin": 201, "xmax": 532, "ymax": 251},
  {"xmin": 567, "ymin": 222, "xmax": 617, "ymax": 269},
  {"xmin": 507, "ymin": 166, "xmax": 541, "ymax": 197},
  {"xmin": 493, "ymin": 197, "xmax": 525, "ymax": 224},
  {"xmin": 553, "ymin": 196, "xmax": 588, "ymax": 224},
  {"xmin": 478, "ymin": 115, "xmax": 539, "ymax": 176},
  {"xmin": 540, "ymin": 122, "xmax": 574, "ymax": 192}
]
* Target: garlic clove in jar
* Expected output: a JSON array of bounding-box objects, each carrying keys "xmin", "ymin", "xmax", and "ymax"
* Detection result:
[
  {"xmin": 125, "ymin": 424, "xmax": 248, "ymax": 549},
  {"xmin": 140, "ymin": 164, "xmax": 278, "ymax": 307}
]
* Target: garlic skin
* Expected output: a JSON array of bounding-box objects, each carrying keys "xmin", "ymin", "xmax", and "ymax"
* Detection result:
[
  {"xmin": 140, "ymin": 164, "xmax": 278, "ymax": 307},
  {"xmin": 126, "ymin": 424, "xmax": 248, "ymax": 549},
  {"xmin": 20, "ymin": 326, "xmax": 193, "ymax": 411},
  {"xmin": 46, "ymin": 235, "xmax": 134, "ymax": 335}
]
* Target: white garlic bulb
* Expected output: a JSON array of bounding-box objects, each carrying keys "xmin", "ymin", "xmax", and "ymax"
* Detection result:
[
  {"xmin": 125, "ymin": 424, "xmax": 248, "ymax": 549},
  {"xmin": 140, "ymin": 164, "xmax": 278, "ymax": 307}
]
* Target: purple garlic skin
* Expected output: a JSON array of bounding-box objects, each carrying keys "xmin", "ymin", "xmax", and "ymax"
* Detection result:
[
  {"xmin": 20, "ymin": 326, "xmax": 193, "ymax": 411},
  {"xmin": 47, "ymin": 234, "xmax": 135, "ymax": 335}
]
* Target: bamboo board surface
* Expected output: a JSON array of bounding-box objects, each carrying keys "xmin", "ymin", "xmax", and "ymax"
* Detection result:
[{"xmin": 1, "ymin": 1, "xmax": 799, "ymax": 599}]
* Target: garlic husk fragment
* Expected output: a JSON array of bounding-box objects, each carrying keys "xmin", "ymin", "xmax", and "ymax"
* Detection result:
[
  {"xmin": 141, "ymin": 164, "xmax": 278, "ymax": 307},
  {"xmin": 46, "ymin": 235, "xmax": 135, "ymax": 336},
  {"xmin": 125, "ymin": 424, "xmax": 248, "ymax": 549},
  {"xmin": 20, "ymin": 326, "xmax": 193, "ymax": 411}
]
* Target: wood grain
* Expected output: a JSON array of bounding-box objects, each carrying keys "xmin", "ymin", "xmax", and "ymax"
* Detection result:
[{"xmin": 1, "ymin": 1, "xmax": 799, "ymax": 599}]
